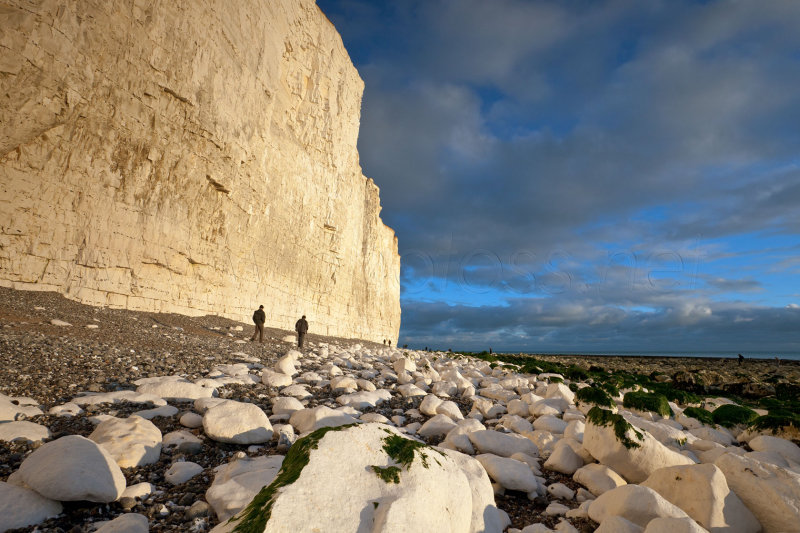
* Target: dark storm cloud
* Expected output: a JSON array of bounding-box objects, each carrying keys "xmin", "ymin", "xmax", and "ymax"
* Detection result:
[{"xmin": 318, "ymin": 0, "xmax": 800, "ymax": 351}]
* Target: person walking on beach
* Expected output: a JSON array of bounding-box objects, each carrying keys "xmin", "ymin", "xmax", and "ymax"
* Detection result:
[
  {"xmin": 738, "ymin": 353, "xmax": 744, "ymax": 365},
  {"xmin": 251, "ymin": 305, "xmax": 266, "ymax": 343},
  {"xmin": 295, "ymin": 315, "xmax": 309, "ymax": 348}
]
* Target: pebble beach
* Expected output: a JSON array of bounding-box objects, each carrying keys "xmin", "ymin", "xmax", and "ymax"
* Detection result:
[{"xmin": 1, "ymin": 287, "xmax": 798, "ymax": 532}]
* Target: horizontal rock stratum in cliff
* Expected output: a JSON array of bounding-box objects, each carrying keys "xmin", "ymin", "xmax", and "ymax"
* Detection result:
[{"xmin": 0, "ymin": 0, "xmax": 400, "ymax": 342}]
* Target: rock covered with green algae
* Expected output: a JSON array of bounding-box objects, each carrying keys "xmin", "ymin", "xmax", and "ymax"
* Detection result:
[
  {"xmin": 210, "ymin": 423, "xmax": 510, "ymax": 533},
  {"xmin": 583, "ymin": 407, "xmax": 694, "ymax": 483}
]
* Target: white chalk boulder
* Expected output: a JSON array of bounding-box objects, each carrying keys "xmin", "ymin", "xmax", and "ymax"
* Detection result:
[
  {"xmin": 534, "ymin": 415, "xmax": 569, "ymax": 434},
  {"xmin": 16, "ymin": 435, "xmax": 125, "ymax": 502},
  {"xmin": 583, "ymin": 408, "xmax": 694, "ymax": 482},
  {"xmin": 748, "ymin": 434, "xmax": 800, "ymax": 466},
  {"xmin": 261, "ymin": 370, "xmax": 294, "ymax": 388},
  {"xmin": 89, "ymin": 416, "xmax": 162, "ymax": 467},
  {"xmin": 418, "ymin": 413, "xmax": 458, "ymax": 438},
  {"xmin": 641, "ymin": 463, "xmax": 760, "ymax": 533},
  {"xmin": 0, "ymin": 420, "xmax": 51, "ymax": 443},
  {"xmin": 336, "ymin": 389, "xmax": 392, "ymax": 409},
  {"xmin": 136, "ymin": 376, "xmax": 215, "ymax": 401},
  {"xmin": 165, "ymin": 461, "xmax": 204, "ymax": 485},
  {"xmin": 476, "ymin": 453, "xmax": 541, "ymax": 494},
  {"xmin": 588, "ymin": 484, "xmax": 690, "ymax": 528},
  {"xmin": 289, "ymin": 405, "xmax": 359, "ymax": 434},
  {"xmin": 544, "ymin": 440, "xmax": 585, "ymax": 475},
  {"xmin": 271, "ymin": 396, "xmax": 305, "ymax": 416},
  {"xmin": 212, "ymin": 423, "xmax": 508, "ymax": 533},
  {"xmin": 469, "ymin": 429, "xmax": 539, "ymax": 458},
  {"xmin": 94, "ymin": 513, "xmax": 149, "ymax": 533},
  {"xmin": 206, "ymin": 455, "xmax": 285, "ymax": 522},
  {"xmin": 0, "ymin": 481, "xmax": 62, "ymax": 531},
  {"xmin": 573, "ymin": 463, "xmax": 627, "ymax": 496},
  {"xmin": 0, "ymin": 393, "xmax": 43, "ymax": 421},
  {"xmin": 203, "ymin": 401, "xmax": 273, "ymax": 444},
  {"xmin": 714, "ymin": 452, "xmax": 800, "ymax": 533}
]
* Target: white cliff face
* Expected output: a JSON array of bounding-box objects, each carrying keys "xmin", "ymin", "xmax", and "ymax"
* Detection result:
[{"xmin": 0, "ymin": 0, "xmax": 400, "ymax": 342}]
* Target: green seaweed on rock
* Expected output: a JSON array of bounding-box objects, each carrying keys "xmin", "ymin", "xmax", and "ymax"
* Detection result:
[
  {"xmin": 380, "ymin": 429, "xmax": 443, "ymax": 469},
  {"xmin": 682, "ymin": 406, "xmax": 715, "ymax": 426},
  {"xmin": 371, "ymin": 465, "xmax": 401, "ymax": 484},
  {"xmin": 230, "ymin": 424, "xmax": 358, "ymax": 533},
  {"xmin": 648, "ymin": 383, "xmax": 701, "ymax": 406},
  {"xmin": 711, "ymin": 404, "xmax": 758, "ymax": 428},
  {"xmin": 776, "ymin": 383, "xmax": 800, "ymax": 402},
  {"xmin": 748, "ymin": 413, "xmax": 800, "ymax": 435},
  {"xmin": 575, "ymin": 386, "xmax": 615, "ymax": 408},
  {"xmin": 587, "ymin": 406, "xmax": 644, "ymax": 449},
  {"xmin": 622, "ymin": 391, "xmax": 672, "ymax": 417},
  {"xmin": 565, "ymin": 365, "xmax": 590, "ymax": 381}
]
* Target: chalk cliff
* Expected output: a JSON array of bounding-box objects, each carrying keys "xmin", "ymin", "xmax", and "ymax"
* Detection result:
[{"xmin": 0, "ymin": 0, "xmax": 400, "ymax": 343}]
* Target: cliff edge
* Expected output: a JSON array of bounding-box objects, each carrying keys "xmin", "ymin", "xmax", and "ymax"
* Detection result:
[{"xmin": 0, "ymin": 0, "xmax": 400, "ymax": 343}]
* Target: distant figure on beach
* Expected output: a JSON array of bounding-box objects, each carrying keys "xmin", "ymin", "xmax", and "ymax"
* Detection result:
[
  {"xmin": 251, "ymin": 305, "xmax": 265, "ymax": 343},
  {"xmin": 382, "ymin": 339, "xmax": 386, "ymax": 345},
  {"xmin": 738, "ymin": 353, "xmax": 744, "ymax": 365},
  {"xmin": 489, "ymin": 347, "xmax": 492, "ymax": 355},
  {"xmin": 388, "ymin": 339, "xmax": 391, "ymax": 347},
  {"xmin": 775, "ymin": 356, "xmax": 780, "ymax": 367},
  {"xmin": 295, "ymin": 315, "xmax": 309, "ymax": 348}
]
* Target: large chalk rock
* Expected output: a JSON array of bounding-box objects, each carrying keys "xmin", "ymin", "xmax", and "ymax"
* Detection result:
[
  {"xmin": 271, "ymin": 396, "xmax": 305, "ymax": 416},
  {"xmin": 89, "ymin": 416, "xmax": 162, "ymax": 467},
  {"xmin": 0, "ymin": 393, "xmax": 43, "ymax": 421},
  {"xmin": 641, "ymin": 463, "xmax": 760, "ymax": 533},
  {"xmin": 418, "ymin": 413, "xmax": 458, "ymax": 438},
  {"xmin": 584, "ymin": 409, "xmax": 694, "ymax": 482},
  {"xmin": 0, "ymin": 420, "xmax": 51, "ymax": 443},
  {"xmin": 261, "ymin": 370, "xmax": 294, "ymax": 388},
  {"xmin": 588, "ymin": 484, "xmax": 690, "ymax": 527},
  {"xmin": 533, "ymin": 415, "xmax": 568, "ymax": 434},
  {"xmin": 165, "ymin": 461, "xmax": 204, "ymax": 485},
  {"xmin": 469, "ymin": 429, "xmax": 539, "ymax": 458},
  {"xmin": 94, "ymin": 513, "xmax": 150, "ymax": 533},
  {"xmin": 476, "ymin": 454, "xmax": 540, "ymax": 494},
  {"xmin": 136, "ymin": 377, "xmax": 215, "ymax": 401},
  {"xmin": 748, "ymin": 435, "xmax": 800, "ymax": 466},
  {"xmin": 0, "ymin": 481, "xmax": 62, "ymax": 531},
  {"xmin": 544, "ymin": 439, "xmax": 585, "ymax": 474},
  {"xmin": 714, "ymin": 452, "xmax": 800, "ymax": 533},
  {"xmin": 444, "ymin": 418, "xmax": 486, "ymax": 455},
  {"xmin": 203, "ymin": 401, "xmax": 273, "ymax": 444},
  {"xmin": 573, "ymin": 463, "xmax": 627, "ymax": 496},
  {"xmin": 545, "ymin": 383, "xmax": 576, "ymax": 404},
  {"xmin": 212, "ymin": 423, "xmax": 507, "ymax": 533},
  {"xmin": 16, "ymin": 435, "xmax": 125, "ymax": 502},
  {"xmin": 206, "ymin": 455, "xmax": 285, "ymax": 522},
  {"xmin": 336, "ymin": 389, "xmax": 392, "ymax": 409},
  {"xmin": 289, "ymin": 405, "xmax": 359, "ymax": 434},
  {"xmin": 161, "ymin": 426, "xmax": 203, "ymax": 452}
]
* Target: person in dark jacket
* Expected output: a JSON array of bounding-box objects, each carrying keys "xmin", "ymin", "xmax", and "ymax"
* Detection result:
[
  {"xmin": 251, "ymin": 305, "xmax": 266, "ymax": 343},
  {"xmin": 295, "ymin": 315, "xmax": 309, "ymax": 348}
]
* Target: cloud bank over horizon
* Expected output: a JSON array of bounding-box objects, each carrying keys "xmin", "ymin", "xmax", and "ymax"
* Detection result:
[{"xmin": 318, "ymin": 0, "xmax": 800, "ymax": 353}]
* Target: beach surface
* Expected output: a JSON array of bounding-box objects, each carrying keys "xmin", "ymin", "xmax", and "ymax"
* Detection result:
[{"xmin": 1, "ymin": 286, "xmax": 798, "ymax": 532}]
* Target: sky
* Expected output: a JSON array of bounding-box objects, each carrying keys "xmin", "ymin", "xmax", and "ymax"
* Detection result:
[{"xmin": 317, "ymin": 0, "xmax": 800, "ymax": 354}]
